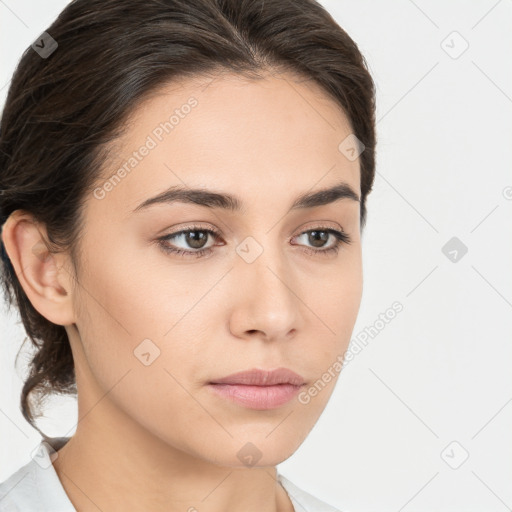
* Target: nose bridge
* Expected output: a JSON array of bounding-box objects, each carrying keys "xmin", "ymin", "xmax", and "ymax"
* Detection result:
[
  {"xmin": 233, "ymin": 230, "xmax": 299, "ymax": 329},
  {"xmin": 236, "ymin": 231, "xmax": 287, "ymax": 288}
]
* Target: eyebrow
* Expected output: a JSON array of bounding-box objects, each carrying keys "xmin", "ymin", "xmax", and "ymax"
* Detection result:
[{"xmin": 131, "ymin": 180, "xmax": 360, "ymax": 214}]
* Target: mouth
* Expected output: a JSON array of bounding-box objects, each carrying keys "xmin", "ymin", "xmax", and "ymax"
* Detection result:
[{"xmin": 208, "ymin": 368, "xmax": 306, "ymax": 410}]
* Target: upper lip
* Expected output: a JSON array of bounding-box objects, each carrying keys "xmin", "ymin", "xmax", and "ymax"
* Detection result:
[{"xmin": 209, "ymin": 368, "xmax": 305, "ymax": 386}]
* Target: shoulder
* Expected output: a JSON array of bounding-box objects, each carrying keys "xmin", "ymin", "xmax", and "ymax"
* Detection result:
[
  {"xmin": 0, "ymin": 437, "xmax": 75, "ymax": 512},
  {"xmin": 278, "ymin": 473, "xmax": 349, "ymax": 512},
  {"xmin": 0, "ymin": 455, "xmax": 37, "ymax": 512}
]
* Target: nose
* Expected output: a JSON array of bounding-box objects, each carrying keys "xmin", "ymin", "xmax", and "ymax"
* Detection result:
[{"xmin": 228, "ymin": 236, "xmax": 302, "ymax": 342}]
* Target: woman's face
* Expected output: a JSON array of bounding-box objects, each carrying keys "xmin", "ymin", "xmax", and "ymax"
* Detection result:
[{"xmin": 67, "ymin": 70, "xmax": 363, "ymax": 467}]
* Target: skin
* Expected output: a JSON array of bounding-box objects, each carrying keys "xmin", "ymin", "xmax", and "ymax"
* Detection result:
[{"xmin": 2, "ymin": 69, "xmax": 363, "ymax": 512}]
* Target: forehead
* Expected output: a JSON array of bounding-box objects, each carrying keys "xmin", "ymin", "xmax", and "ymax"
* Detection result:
[{"xmin": 93, "ymin": 70, "xmax": 361, "ymax": 217}]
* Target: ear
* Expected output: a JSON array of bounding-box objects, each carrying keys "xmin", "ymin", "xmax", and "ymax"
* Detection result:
[{"xmin": 1, "ymin": 210, "xmax": 77, "ymax": 326}]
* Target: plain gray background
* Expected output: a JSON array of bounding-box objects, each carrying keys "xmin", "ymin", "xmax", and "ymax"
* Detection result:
[{"xmin": 1, "ymin": 1, "xmax": 511, "ymax": 511}]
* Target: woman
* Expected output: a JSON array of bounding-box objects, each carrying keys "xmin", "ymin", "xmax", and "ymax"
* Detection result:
[{"xmin": 0, "ymin": 0, "xmax": 376, "ymax": 510}]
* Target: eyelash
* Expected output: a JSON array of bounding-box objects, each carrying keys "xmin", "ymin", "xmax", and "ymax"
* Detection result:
[{"xmin": 156, "ymin": 224, "xmax": 351, "ymax": 259}]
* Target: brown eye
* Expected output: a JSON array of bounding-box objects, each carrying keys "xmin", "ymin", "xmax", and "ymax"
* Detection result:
[
  {"xmin": 157, "ymin": 227, "xmax": 221, "ymax": 258},
  {"xmin": 293, "ymin": 228, "xmax": 351, "ymax": 256},
  {"xmin": 306, "ymin": 230, "xmax": 330, "ymax": 248}
]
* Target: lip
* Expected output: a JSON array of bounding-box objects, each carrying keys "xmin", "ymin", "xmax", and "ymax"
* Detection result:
[
  {"xmin": 209, "ymin": 368, "xmax": 305, "ymax": 386},
  {"xmin": 208, "ymin": 368, "xmax": 305, "ymax": 410}
]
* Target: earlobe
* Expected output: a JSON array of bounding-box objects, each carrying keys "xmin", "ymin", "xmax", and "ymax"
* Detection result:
[{"xmin": 1, "ymin": 210, "xmax": 76, "ymax": 326}]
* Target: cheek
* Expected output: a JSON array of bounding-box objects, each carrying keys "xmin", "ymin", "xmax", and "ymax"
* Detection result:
[
  {"xmin": 308, "ymin": 251, "xmax": 363, "ymax": 333},
  {"xmin": 72, "ymin": 238, "xmax": 218, "ymax": 389},
  {"xmin": 71, "ymin": 254, "xmax": 211, "ymax": 441},
  {"xmin": 296, "ymin": 254, "xmax": 363, "ymax": 387},
  {"xmin": 76, "ymin": 235, "xmax": 201, "ymax": 337}
]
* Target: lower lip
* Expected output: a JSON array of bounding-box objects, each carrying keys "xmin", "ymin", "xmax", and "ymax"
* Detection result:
[{"xmin": 208, "ymin": 383, "xmax": 302, "ymax": 410}]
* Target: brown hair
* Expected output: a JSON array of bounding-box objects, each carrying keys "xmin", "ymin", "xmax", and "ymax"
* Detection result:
[{"xmin": 0, "ymin": 0, "xmax": 376, "ymax": 438}]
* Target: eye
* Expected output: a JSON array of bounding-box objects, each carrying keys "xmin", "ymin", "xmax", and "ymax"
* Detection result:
[
  {"xmin": 157, "ymin": 226, "xmax": 221, "ymax": 258},
  {"xmin": 156, "ymin": 224, "xmax": 351, "ymax": 258},
  {"xmin": 292, "ymin": 227, "xmax": 351, "ymax": 257}
]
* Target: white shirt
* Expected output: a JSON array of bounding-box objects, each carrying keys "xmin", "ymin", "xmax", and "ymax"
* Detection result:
[{"xmin": 0, "ymin": 437, "xmax": 344, "ymax": 512}]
